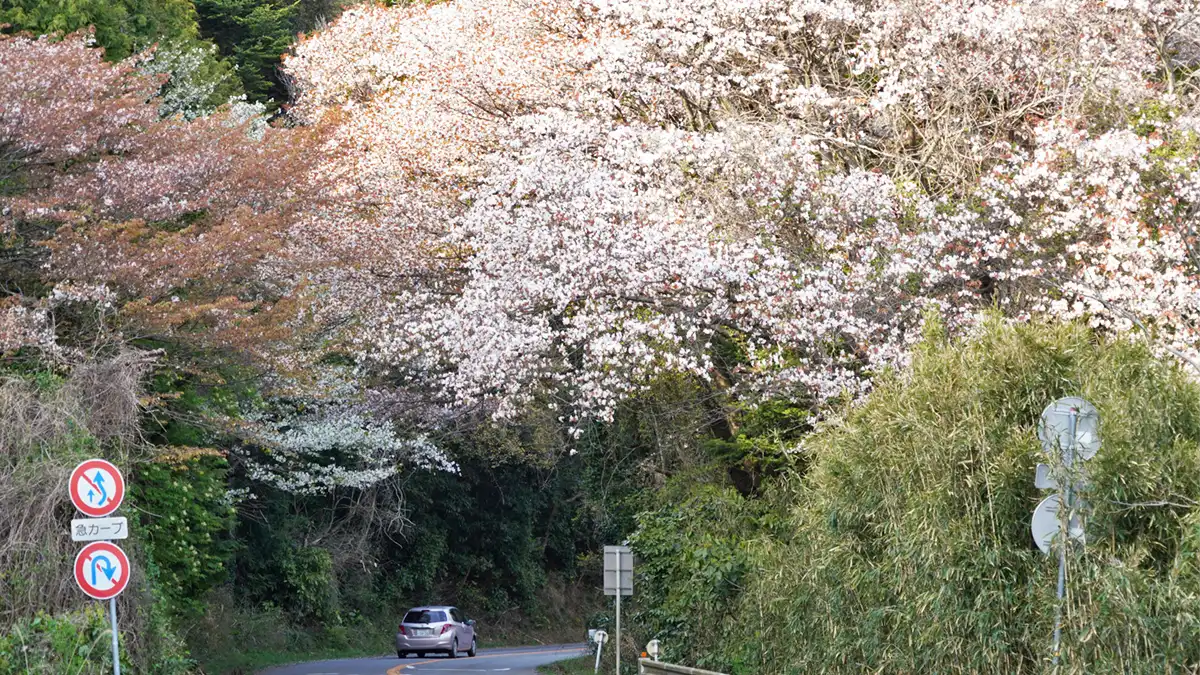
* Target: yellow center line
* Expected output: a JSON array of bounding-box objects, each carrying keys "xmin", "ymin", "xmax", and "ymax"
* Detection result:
[{"xmin": 386, "ymin": 647, "xmax": 583, "ymax": 675}]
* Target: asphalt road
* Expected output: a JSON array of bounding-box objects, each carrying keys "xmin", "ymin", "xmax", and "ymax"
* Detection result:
[{"xmin": 259, "ymin": 644, "xmax": 588, "ymax": 675}]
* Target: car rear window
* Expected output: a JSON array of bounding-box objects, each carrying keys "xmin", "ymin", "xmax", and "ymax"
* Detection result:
[{"xmin": 403, "ymin": 610, "xmax": 447, "ymax": 623}]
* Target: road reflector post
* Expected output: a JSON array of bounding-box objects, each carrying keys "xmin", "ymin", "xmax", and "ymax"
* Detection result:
[{"xmin": 592, "ymin": 630, "xmax": 608, "ymax": 673}]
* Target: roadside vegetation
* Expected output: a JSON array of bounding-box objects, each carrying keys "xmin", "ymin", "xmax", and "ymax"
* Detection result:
[
  {"xmin": 4, "ymin": 0, "xmax": 1200, "ymax": 672},
  {"xmin": 0, "ymin": 352, "xmax": 606, "ymax": 673},
  {"xmin": 629, "ymin": 321, "xmax": 1200, "ymax": 673},
  {"xmin": 538, "ymin": 656, "xmax": 597, "ymax": 675}
]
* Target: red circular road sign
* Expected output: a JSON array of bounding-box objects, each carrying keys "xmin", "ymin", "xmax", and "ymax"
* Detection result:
[
  {"xmin": 69, "ymin": 459, "xmax": 125, "ymax": 517},
  {"xmin": 74, "ymin": 541, "xmax": 131, "ymax": 600}
]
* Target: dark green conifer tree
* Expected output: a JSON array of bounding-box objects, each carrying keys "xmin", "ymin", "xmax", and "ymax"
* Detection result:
[{"xmin": 193, "ymin": 0, "xmax": 297, "ymax": 102}]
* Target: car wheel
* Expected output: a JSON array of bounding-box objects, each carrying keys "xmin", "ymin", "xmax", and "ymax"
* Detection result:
[
  {"xmin": 468, "ymin": 638, "xmax": 477, "ymax": 657},
  {"xmin": 397, "ymin": 651, "xmax": 405, "ymax": 659},
  {"xmin": 449, "ymin": 639, "xmax": 459, "ymax": 659}
]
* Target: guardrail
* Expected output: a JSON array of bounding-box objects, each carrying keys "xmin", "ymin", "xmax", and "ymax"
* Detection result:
[{"xmin": 638, "ymin": 659, "xmax": 728, "ymax": 675}]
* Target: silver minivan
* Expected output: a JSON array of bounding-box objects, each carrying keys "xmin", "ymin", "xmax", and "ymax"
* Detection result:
[{"xmin": 396, "ymin": 605, "xmax": 477, "ymax": 659}]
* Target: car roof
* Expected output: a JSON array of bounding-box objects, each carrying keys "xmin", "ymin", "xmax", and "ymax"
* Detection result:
[{"xmin": 407, "ymin": 606, "xmax": 454, "ymax": 611}]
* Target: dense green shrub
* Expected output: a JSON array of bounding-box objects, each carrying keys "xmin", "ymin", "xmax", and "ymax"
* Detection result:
[
  {"xmin": 280, "ymin": 547, "xmax": 337, "ymax": 622},
  {"xmin": 0, "ymin": 607, "xmax": 121, "ymax": 674},
  {"xmin": 633, "ymin": 320, "xmax": 1200, "ymax": 673},
  {"xmin": 0, "ymin": 0, "xmax": 199, "ymax": 59},
  {"xmin": 630, "ymin": 482, "xmax": 766, "ymax": 665},
  {"xmin": 130, "ymin": 449, "xmax": 236, "ymax": 609}
]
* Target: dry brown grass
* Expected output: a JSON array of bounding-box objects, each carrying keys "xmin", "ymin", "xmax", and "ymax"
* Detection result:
[
  {"xmin": 0, "ymin": 350, "xmax": 153, "ymax": 625},
  {"xmin": 0, "ymin": 350, "xmax": 150, "ymax": 466}
]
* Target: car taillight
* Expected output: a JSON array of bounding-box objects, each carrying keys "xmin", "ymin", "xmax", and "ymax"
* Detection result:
[
  {"xmin": 398, "ymin": 625, "xmax": 406, "ymax": 636},
  {"xmin": 440, "ymin": 624, "xmax": 453, "ymax": 635}
]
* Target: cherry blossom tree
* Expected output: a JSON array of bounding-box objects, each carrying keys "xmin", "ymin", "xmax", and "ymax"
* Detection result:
[
  {"xmin": 236, "ymin": 410, "xmax": 458, "ymax": 495},
  {"xmin": 0, "ymin": 31, "xmax": 328, "ymax": 362},
  {"xmin": 0, "ymin": 32, "xmax": 467, "ymax": 499},
  {"xmin": 6, "ymin": 0, "xmax": 1199, "ymax": 443},
  {"xmin": 280, "ymin": 0, "xmax": 1200, "ymax": 431}
]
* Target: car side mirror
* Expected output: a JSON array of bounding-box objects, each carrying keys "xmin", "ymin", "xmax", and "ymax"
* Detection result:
[{"xmin": 466, "ymin": 619, "xmax": 476, "ymax": 626}]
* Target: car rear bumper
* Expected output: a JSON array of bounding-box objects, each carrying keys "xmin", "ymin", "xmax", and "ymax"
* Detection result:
[{"xmin": 396, "ymin": 633, "xmax": 455, "ymax": 651}]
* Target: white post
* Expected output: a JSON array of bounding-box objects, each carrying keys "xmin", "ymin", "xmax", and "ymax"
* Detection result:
[
  {"xmin": 615, "ymin": 547, "xmax": 621, "ymax": 675},
  {"xmin": 1051, "ymin": 408, "xmax": 1077, "ymax": 666},
  {"xmin": 110, "ymin": 597, "xmax": 120, "ymax": 675},
  {"xmin": 594, "ymin": 639, "xmax": 603, "ymax": 674}
]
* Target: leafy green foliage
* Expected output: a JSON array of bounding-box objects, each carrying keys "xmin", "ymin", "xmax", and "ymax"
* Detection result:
[
  {"xmin": 702, "ymin": 398, "xmax": 810, "ymax": 495},
  {"xmin": 130, "ymin": 450, "xmax": 236, "ymax": 609},
  {"xmin": 142, "ymin": 361, "xmax": 259, "ymax": 448},
  {"xmin": 630, "ymin": 483, "xmax": 766, "ymax": 668},
  {"xmin": 137, "ymin": 38, "xmax": 243, "ymax": 119},
  {"xmin": 292, "ymin": 0, "xmax": 344, "ymax": 32},
  {"xmin": 193, "ymin": 0, "xmax": 296, "ymax": 102},
  {"xmin": 0, "ymin": 0, "xmax": 201, "ymax": 60},
  {"xmin": 393, "ymin": 456, "xmax": 555, "ymax": 610},
  {"xmin": 279, "ymin": 547, "xmax": 337, "ymax": 621},
  {"xmin": 0, "ymin": 607, "xmax": 121, "ymax": 674},
  {"xmin": 231, "ymin": 445, "xmax": 601, "ymax": 625},
  {"xmin": 184, "ymin": 588, "xmax": 391, "ymax": 674},
  {"xmin": 633, "ymin": 320, "xmax": 1200, "ymax": 673}
]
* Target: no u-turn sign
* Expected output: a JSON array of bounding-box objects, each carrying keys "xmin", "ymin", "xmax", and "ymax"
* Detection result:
[{"xmin": 74, "ymin": 541, "xmax": 130, "ymax": 600}]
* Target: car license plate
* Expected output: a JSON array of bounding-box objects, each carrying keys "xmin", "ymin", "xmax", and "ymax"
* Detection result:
[{"xmin": 414, "ymin": 629, "xmax": 431, "ymax": 636}]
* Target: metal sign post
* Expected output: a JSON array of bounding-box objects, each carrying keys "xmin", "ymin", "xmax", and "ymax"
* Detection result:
[
  {"xmin": 604, "ymin": 545, "xmax": 633, "ymax": 675},
  {"xmin": 1032, "ymin": 398, "xmax": 1100, "ymax": 666},
  {"xmin": 616, "ymin": 553, "xmax": 620, "ymax": 675},
  {"xmin": 69, "ymin": 459, "xmax": 129, "ymax": 675},
  {"xmin": 110, "ymin": 598, "xmax": 121, "ymax": 675},
  {"xmin": 74, "ymin": 540, "xmax": 130, "ymax": 674}
]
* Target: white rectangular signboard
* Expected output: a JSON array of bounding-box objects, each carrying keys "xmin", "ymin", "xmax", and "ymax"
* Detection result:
[
  {"xmin": 603, "ymin": 545, "xmax": 633, "ymax": 596},
  {"xmin": 71, "ymin": 517, "xmax": 129, "ymax": 542}
]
